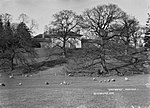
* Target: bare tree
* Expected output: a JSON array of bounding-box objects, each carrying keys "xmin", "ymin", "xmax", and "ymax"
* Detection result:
[
  {"xmin": 18, "ymin": 13, "xmax": 38, "ymax": 34},
  {"xmin": 18, "ymin": 13, "xmax": 29, "ymax": 23},
  {"xmin": 117, "ymin": 14, "xmax": 139, "ymax": 54},
  {"xmin": 146, "ymin": 13, "xmax": 150, "ymax": 30},
  {"xmin": 46, "ymin": 10, "xmax": 82, "ymax": 57},
  {"xmin": 144, "ymin": 13, "xmax": 150, "ymax": 48},
  {"xmin": 82, "ymin": 4, "xmax": 125, "ymax": 74}
]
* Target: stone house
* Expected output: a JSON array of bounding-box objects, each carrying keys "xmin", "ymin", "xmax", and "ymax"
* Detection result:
[{"xmin": 34, "ymin": 32, "xmax": 82, "ymax": 48}]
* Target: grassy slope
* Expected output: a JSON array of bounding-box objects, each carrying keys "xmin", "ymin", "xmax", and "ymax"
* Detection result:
[
  {"xmin": 65, "ymin": 47, "xmax": 147, "ymax": 76},
  {"xmin": 0, "ymin": 48, "xmax": 149, "ymax": 108}
]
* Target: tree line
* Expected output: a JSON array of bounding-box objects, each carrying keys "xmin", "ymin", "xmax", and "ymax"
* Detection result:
[
  {"xmin": 0, "ymin": 4, "xmax": 150, "ymax": 75},
  {"xmin": 0, "ymin": 13, "xmax": 38, "ymax": 71},
  {"xmin": 44, "ymin": 4, "xmax": 150, "ymax": 75}
]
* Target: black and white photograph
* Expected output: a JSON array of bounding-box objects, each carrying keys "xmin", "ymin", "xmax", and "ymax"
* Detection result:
[{"xmin": 0, "ymin": 0, "xmax": 150, "ymax": 107}]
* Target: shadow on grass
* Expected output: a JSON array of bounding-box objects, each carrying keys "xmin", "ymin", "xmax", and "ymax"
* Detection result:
[
  {"xmin": 29, "ymin": 58, "xmax": 67, "ymax": 73},
  {"xmin": 0, "ymin": 58, "xmax": 67, "ymax": 76}
]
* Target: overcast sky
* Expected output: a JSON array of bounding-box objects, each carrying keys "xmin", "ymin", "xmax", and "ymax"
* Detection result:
[{"xmin": 0, "ymin": 0, "xmax": 150, "ymax": 35}]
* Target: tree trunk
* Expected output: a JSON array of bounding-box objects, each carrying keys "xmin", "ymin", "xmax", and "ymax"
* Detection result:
[
  {"xmin": 134, "ymin": 40, "xmax": 137, "ymax": 48},
  {"xmin": 99, "ymin": 39, "xmax": 109, "ymax": 75},
  {"xmin": 125, "ymin": 37, "xmax": 130, "ymax": 55},
  {"xmin": 10, "ymin": 57, "xmax": 14, "ymax": 71},
  {"xmin": 125, "ymin": 46, "xmax": 128, "ymax": 55},
  {"xmin": 10, "ymin": 52, "xmax": 15, "ymax": 71},
  {"xmin": 63, "ymin": 38, "xmax": 67, "ymax": 57},
  {"xmin": 101, "ymin": 57, "xmax": 109, "ymax": 75}
]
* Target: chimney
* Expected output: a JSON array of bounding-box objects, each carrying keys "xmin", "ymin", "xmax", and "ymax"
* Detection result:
[{"xmin": 42, "ymin": 34, "xmax": 44, "ymax": 38}]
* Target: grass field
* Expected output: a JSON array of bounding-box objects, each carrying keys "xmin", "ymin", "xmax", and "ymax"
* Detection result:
[{"xmin": 0, "ymin": 65, "xmax": 150, "ymax": 108}]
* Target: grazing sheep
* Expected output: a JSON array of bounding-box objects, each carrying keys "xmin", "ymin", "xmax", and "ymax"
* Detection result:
[
  {"xmin": 68, "ymin": 73, "xmax": 73, "ymax": 77},
  {"xmin": 111, "ymin": 79, "xmax": 116, "ymax": 82},
  {"xmin": 99, "ymin": 80, "xmax": 103, "ymax": 83},
  {"xmin": 145, "ymin": 83, "xmax": 150, "ymax": 87},
  {"xmin": 107, "ymin": 79, "xmax": 110, "ymax": 82},
  {"xmin": 45, "ymin": 82, "xmax": 49, "ymax": 85},
  {"xmin": 24, "ymin": 74, "xmax": 29, "ymax": 77},
  {"xmin": 66, "ymin": 82, "xmax": 70, "ymax": 85},
  {"xmin": 60, "ymin": 81, "xmax": 70, "ymax": 85},
  {"xmin": 93, "ymin": 78, "xmax": 97, "ymax": 81},
  {"xmin": 9, "ymin": 75, "xmax": 14, "ymax": 79},
  {"xmin": 63, "ymin": 81, "xmax": 67, "ymax": 85},
  {"xmin": 0, "ymin": 83, "xmax": 5, "ymax": 86},
  {"xmin": 104, "ymin": 80, "xmax": 107, "ymax": 82},
  {"xmin": 18, "ymin": 83, "xmax": 22, "ymax": 86},
  {"xmin": 125, "ymin": 77, "xmax": 129, "ymax": 81}
]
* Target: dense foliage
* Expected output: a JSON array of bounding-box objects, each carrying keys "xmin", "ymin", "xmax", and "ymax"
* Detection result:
[{"xmin": 0, "ymin": 14, "xmax": 37, "ymax": 71}]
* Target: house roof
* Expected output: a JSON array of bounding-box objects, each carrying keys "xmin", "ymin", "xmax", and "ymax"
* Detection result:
[
  {"xmin": 81, "ymin": 38, "xmax": 101, "ymax": 44},
  {"xmin": 34, "ymin": 34, "xmax": 43, "ymax": 38},
  {"xmin": 34, "ymin": 31, "xmax": 82, "ymax": 39},
  {"xmin": 33, "ymin": 38, "xmax": 51, "ymax": 42},
  {"xmin": 33, "ymin": 34, "xmax": 51, "ymax": 42},
  {"xmin": 45, "ymin": 31, "xmax": 82, "ymax": 38}
]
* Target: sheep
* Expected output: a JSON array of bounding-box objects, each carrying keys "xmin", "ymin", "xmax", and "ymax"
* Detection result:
[
  {"xmin": 92, "ymin": 78, "xmax": 97, "ymax": 81},
  {"xmin": 0, "ymin": 83, "xmax": 5, "ymax": 86},
  {"xmin": 45, "ymin": 82, "xmax": 49, "ymax": 85},
  {"xmin": 111, "ymin": 79, "xmax": 116, "ymax": 82},
  {"xmin": 9, "ymin": 75, "xmax": 14, "ymax": 79},
  {"xmin": 125, "ymin": 77, "xmax": 129, "ymax": 81},
  {"xmin": 18, "ymin": 83, "xmax": 22, "ymax": 86}
]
